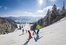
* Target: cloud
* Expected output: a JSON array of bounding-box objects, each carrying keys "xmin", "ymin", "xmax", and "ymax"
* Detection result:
[
  {"xmin": 3, "ymin": 11, "xmax": 35, "ymax": 17},
  {"xmin": 37, "ymin": 10, "xmax": 43, "ymax": 13},
  {"xmin": 0, "ymin": 6, "xmax": 8, "ymax": 10},
  {"xmin": 2, "ymin": 6, "xmax": 53, "ymax": 17},
  {"xmin": 43, "ymin": 6, "xmax": 52, "ymax": 14},
  {"xmin": 36, "ymin": 6, "xmax": 52, "ymax": 16}
]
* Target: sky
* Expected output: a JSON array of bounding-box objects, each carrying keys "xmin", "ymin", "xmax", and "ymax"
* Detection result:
[{"xmin": 0, "ymin": 0, "xmax": 66, "ymax": 17}]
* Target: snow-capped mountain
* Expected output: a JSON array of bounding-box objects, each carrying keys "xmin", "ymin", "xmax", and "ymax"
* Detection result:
[{"xmin": 6, "ymin": 16, "xmax": 42, "ymax": 24}]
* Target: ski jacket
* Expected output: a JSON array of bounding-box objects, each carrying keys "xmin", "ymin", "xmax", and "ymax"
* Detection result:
[{"xmin": 36, "ymin": 25, "xmax": 42, "ymax": 30}]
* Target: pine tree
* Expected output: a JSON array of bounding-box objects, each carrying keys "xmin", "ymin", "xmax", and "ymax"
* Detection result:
[
  {"xmin": 46, "ymin": 9, "xmax": 51, "ymax": 25},
  {"xmin": 52, "ymin": 4, "xmax": 57, "ymax": 11},
  {"xmin": 51, "ymin": 4, "xmax": 58, "ymax": 23}
]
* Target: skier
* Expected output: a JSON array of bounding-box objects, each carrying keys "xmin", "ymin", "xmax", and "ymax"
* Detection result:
[
  {"xmin": 31, "ymin": 23, "xmax": 37, "ymax": 35},
  {"xmin": 34, "ymin": 24, "xmax": 42, "ymax": 41},
  {"xmin": 21, "ymin": 26, "xmax": 24, "ymax": 35},
  {"xmin": 23, "ymin": 30, "xmax": 32, "ymax": 45},
  {"xmin": 28, "ymin": 30, "xmax": 32, "ymax": 39},
  {"xmin": 36, "ymin": 24, "xmax": 42, "ymax": 34},
  {"xmin": 19, "ymin": 25, "xmax": 21, "ymax": 30}
]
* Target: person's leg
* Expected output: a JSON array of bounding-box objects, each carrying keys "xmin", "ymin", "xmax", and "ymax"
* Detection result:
[
  {"xmin": 33, "ymin": 30, "xmax": 36, "ymax": 35},
  {"xmin": 35, "ymin": 29, "xmax": 39, "ymax": 41},
  {"xmin": 30, "ymin": 32, "xmax": 32, "ymax": 39},
  {"xmin": 37, "ymin": 34, "xmax": 39, "ymax": 39},
  {"xmin": 37, "ymin": 29, "xmax": 39, "ymax": 34}
]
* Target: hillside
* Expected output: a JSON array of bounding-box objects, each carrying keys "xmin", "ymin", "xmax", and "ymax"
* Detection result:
[
  {"xmin": 0, "ymin": 17, "xmax": 66, "ymax": 45},
  {"xmin": 36, "ymin": 4, "xmax": 66, "ymax": 27},
  {"xmin": 0, "ymin": 17, "xmax": 17, "ymax": 34}
]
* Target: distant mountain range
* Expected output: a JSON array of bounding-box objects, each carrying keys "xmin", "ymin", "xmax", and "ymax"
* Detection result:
[{"xmin": 6, "ymin": 16, "xmax": 42, "ymax": 24}]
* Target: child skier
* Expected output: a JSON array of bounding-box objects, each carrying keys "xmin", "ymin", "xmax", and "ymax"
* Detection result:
[
  {"xmin": 28, "ymin": 30, "xmax": 32, "ymax": 39},
  {"xmin": 21, "ymin": 26, "xmax": 24, "ymax": 35}
]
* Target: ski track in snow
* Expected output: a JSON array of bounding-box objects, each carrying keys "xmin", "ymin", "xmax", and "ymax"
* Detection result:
[{"xmin": 0, "ymin": 17, "xmax": 66, "ymax": 45}]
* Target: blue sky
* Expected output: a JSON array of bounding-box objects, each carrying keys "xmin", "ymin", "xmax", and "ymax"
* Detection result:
[{"xmin": 0, "ymin": 0, "xmax": 66, "ymax": 17}]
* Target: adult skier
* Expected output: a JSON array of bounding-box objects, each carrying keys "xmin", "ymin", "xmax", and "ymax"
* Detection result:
[
  {"xmin": 36, "ymin": 24, "xmax": 42, "ymax": 34},
  {"xmin": 31, "ymin": 23, "xmax": 37, "ymax": 35},
  {"xmin": 34, "ymin": 24, "xmax": 42, "ymax": 41}
]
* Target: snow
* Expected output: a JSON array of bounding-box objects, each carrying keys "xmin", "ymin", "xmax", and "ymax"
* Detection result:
[{"xmin": 0, "ymin": 17, "xmax": 66, "ymax": 45}]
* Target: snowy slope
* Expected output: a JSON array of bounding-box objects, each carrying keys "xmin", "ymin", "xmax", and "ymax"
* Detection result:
[
  {"xmin": 0, "ymin": 30, "xmax": 29, "ymax": 45},
  {"xmin": 28, "ymin": 17, "xmax": 66, "ymax": 45},
  {"xmin": 0, "ymin": 17, "xmax": 66, "ymax": 45}
]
